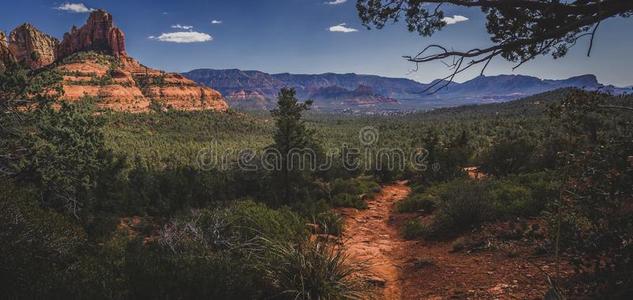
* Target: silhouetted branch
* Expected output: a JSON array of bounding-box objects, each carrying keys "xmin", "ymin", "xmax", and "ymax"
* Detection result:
[
  {"xmin": 587, "ymin": 21, "xmax": 601, "ymax": 57},
  {"xmin": 358, "ymin": 0, "xmax": 633, "ymax": 92}
]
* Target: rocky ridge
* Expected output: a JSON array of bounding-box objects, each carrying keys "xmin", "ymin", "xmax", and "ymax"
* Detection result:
[
  {"xmin": 0, "ymin": 10, "xmax": 227, "ymax": 112},
  {"xmin": 7, "ymin": 23, "xmax": 59, "ymax": 69},
  {"xmin": 57, "ymin": 9, "xmax": 126, "ymax": 59},
  {"xmin": 0, "ymin": 31, "xmax": 13, "ymax": 71},
  {"xmin": 56, "ymin": 52, "xmax": 227, "ymax": 112},
  {"xmin": 184, "ymin": 69, "xmax": 631, "ymax": 112}
]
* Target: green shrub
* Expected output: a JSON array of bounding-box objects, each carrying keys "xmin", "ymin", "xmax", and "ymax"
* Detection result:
[
  {"xmin": 410, "ymin": 182, "xmax": 427, "ymax": 194},
  {"xmin": 331, "ymin": 178, "xmax": 361, "ymax": 196},
  {"xmin": 487, "ymin": 181, "xmax": 533, "ymax": 217},
  {"xmin": 314, "ymin": 211, "xmax": 343, "ymax": 236},
  {"xmin": 0, "ymin": 182, "xmax": 88, "ymax": 298},
  {"xmin": 124, "ymin": 240, "xmax": 264, "ymax": 300},
  {"xmin": 332, "ymin": 193, "xmax": 367, "ymax": 209},
  {"xmin": 117, "ymin": 201, "xmax": 310, "ymax": 299},
  {"xmin": 330, "ymin": 177, "xmax": 380, "ymax": 209},
  {"xmin": 401, "ymin": 219, "xmax": 430, "ymax": 240},
  {"xmin": 480, "ymin": 138, "xmax": 536, "ymax": 176},
  {"xmin": 363, "ymin": 180, "xmax": 382, "ymax": 195},
  {"xmin": 504, "ymin": 171, "xmax": 560, "ymax": 215},
  {"xmin": 426, "ymin": 180, "xmax": 493, "ymax": 238},
  {"xmin": 259, "ymin": 238, "xmax": 364, "ymax": 300},
  {"xmin": 15, "ymin": 101, "xmax": 125, "ymax": 221},
  {"xmin": 396, "ymin": 193, "xmax": 437, "ymax": 213},
  {"xmin": 415, "ymin": 174, "xmax": 558, "ymax": 239},
  {"xmin": 226, "ymin": 200, "xmax": 307, "ymax": 243}
]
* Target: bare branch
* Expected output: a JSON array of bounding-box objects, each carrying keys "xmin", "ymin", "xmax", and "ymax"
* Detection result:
[
  {"xmin": 359, "ymin": 0, "xmax": 633, "ymax": 92},
  {"xmin": 587, "ymin": 21, "xmax": 601, "ymax": 57}
]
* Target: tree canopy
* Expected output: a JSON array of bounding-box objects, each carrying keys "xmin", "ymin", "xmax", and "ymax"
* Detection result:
[{"xmin": 356, "ymin": 0, "xmax": 633, "ymax": 91}]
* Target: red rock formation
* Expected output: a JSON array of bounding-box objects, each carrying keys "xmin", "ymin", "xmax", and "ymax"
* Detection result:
[
  {"xmin": 2, "ymin": 10, "xmax": 227, "ymax": 113},
  {"xmin": 0, "ymin": 31, "xmax": 14, "ymax": 70},
  {"xmin": 7, "ymin": 24, "xmax": 58, "ymax": 69},
  {"xmin": 108, "ymin": 28, "xmax": 125, "ymax": 57},
  {"xmin": 57, "ymin": 9, "xmax": 126, "ymax": 59},
  {"xmin": 56, "ymin": 52, "xmax": 227, "ymax": 112}
]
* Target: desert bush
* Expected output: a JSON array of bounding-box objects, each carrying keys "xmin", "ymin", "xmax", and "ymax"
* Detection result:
[
  {"xmin": 371, "ymin": 153, "xmax": 405, "ymax": 183},
  {"xmin": 314, "ymin": 211, "xmax": 344, "ymax": 236},
  {"xmin": 545, "ymin": 90, "xmax": 633, "ymax": 297},
  {"xmin": 480, "ymin": 138, "xmax": 536, "ymax": 177},
  {"xmin": 124, "ymin": 241, "xmax": 264, "ymax": 300},
  {"xmin": 424, "ymin": 180, "xmax": 494, "ymax": 238},
  {"xmin": 0, "ymin": 182, "xmax": 88, "ymax": 298},
  {"xmin": 330, "ymin": 177, "xmax": 380, "ymax": 209},
  {"xmin": 401, "ymin": 219, "xmax": 430, "ymax": 240},
  {"xmin": 331, "ymin": 178, "xmax": 360, "ymax": 196},
  {"xmin": 226, "ymin": 200, "xmax": 307, "ymax": 243},
  {"xmin": 505, "ymin": 171, "xmax": 561, "ymax": 214},
  {"xmin": 14, "ymin": 101, "xmax": 126, "ymax": 221},
  {"xmin": 332, "ymin": 193, "xmax": 367, "ymax": 209},
  {"xmin": 486, "ymin": 173, "xmax": 559, "ymax": 218},
  {"xmin": 411, "ymin": 174, "xmax": 558, "ymax": 239},
  {"xmin": 396, "ymin": 193, "xmax": 437, "ymax": 213},
  {"xmin": 146, "ymin": 202, "xmax": 360, "ymax": 300},
  {"xmin": 118, "ymin": 201, "xmax": 309, "ymax": 299},
  {"xmin": 159, "ymin": 201, "xmax": 307, "ymax": 251},
  {"xmin": 487, "ymin": 181, "xmax": 533, "ymax": 217},
  {"xmin": 258, "ymin": 238, "xmax": 364, "ymax": 300}
]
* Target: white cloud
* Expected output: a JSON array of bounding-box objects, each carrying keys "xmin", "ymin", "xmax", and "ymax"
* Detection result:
[
  {"xmin": 149, "ymin": 31, "xmax": 213, "ymax": 43},
  {"xmin": 325, "ymin": 0, "xmax": 347, "ymax": 5},
  {"xmin": 211, "ymin": 20, "xmax": 223, "ymax": 24},
  {"xmin": 442, "ymin": 15, "xmax": 469, "ymax": 25},
  {"xmin": 171, "ymin": 24, "xmax": 194, "ymax": 30},
  {"xmin": 55, "ymin": 3, "xmax": 94, "ymax": 13},
  {"xmin": 328, "ymin": 23, "xmax": 357, "ymax": 33}
]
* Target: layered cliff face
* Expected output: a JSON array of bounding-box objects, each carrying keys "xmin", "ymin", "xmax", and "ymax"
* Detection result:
[
  {"xmin": 7, "ymin": 24, "xmax": 59, "ymax": 69},
  {"xmin": 55, "ymin": 49, "xmax": 227, "ymax": 112},
  {"xmin": 0, "ymin": 10, "xmax": 227, "ymax": 112},
  {"xmin": 57, "ymin": 9, "xmax": 126, "ymax": 59},
  {"xmin": 0, "ymin": 31, "xmax": 14, "ymax": 71}
]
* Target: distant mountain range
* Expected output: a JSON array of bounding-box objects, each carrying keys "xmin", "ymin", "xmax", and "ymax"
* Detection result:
[{"xmin": 183, "ymin": 69, "xmax": 631, "ymax": 112}]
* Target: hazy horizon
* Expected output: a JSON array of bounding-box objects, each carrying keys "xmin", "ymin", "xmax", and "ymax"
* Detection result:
[{"xmin": 184, "ymin": 68, "xmax": 631, "ymax": 87}]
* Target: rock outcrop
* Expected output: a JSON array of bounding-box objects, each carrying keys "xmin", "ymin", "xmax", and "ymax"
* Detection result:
[
  {"xmin": 57, "ymin": 9, "xmax": 126, "ymax": 59},
  {"xmin": 7, "ymin": 24, "xmax": 58, "ymax": 69},
  {"xmin": 54, "ymin": 49, "xmax": 226, "ymax": 112},
  {"xmin": 0, "ymin": 31, "xmax": 15, "ymax": 71},
  {"xmin": 1, "ymin": 9, "xmax": 227, "ymax": 112}
]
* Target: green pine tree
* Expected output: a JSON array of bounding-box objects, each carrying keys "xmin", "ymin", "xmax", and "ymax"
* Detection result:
[{"xmin": 269, "ymin": 88, "xmax": 316, "ymax": 205}]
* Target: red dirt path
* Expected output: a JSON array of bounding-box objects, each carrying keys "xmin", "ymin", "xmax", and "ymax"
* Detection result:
[{"xmin": 339, "ymin": 181, "xmax": 565, "ymax": 300}]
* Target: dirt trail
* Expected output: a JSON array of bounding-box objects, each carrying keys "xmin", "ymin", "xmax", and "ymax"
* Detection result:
[
  {"xmin": 338, "ymin": 181, "xmax": 412, "ymax": 300},
  {"xmin": 340, "ymin": 180, "xmax": 560, "ymax": 300}
]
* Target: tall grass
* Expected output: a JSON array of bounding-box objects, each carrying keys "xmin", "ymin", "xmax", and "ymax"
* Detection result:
[{"xmin": 257, "ymin": 237, "xmax": 365, "ymax": 300}]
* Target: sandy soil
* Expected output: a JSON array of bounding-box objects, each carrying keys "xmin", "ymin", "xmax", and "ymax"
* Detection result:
[
  {"xmin": 339, "ymin": 181, "xmax": 567, "ymax": 300},
  {"xmin": 338, "ymin": 181, "xmax": 413, "ymax": 299}
]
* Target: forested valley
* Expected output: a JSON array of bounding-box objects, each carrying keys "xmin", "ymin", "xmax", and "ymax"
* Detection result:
[{"xmin": 2, "ymin": 56, "xmax": 632, "ymax": 298}]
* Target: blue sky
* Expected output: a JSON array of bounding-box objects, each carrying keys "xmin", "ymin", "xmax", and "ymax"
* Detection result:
[{"xmin": 1, "ymin": 0, "xmax": 632, "ymax": 86}]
